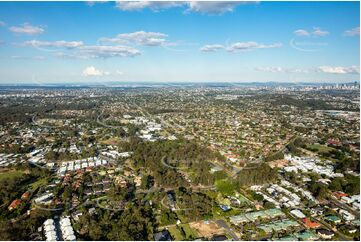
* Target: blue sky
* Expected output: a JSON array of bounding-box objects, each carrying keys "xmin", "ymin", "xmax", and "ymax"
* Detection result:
[{"xmin": 0, "ymin": 1, "xmax": 359, "ymax": 84}]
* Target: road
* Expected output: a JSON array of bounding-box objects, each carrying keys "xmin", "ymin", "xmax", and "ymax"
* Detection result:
[{"xmin": 214, "ymin": 219, "xmax": 239, "ymax": 241}]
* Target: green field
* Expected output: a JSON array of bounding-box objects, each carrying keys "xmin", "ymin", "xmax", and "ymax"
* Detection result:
[
  {"xmin": 168, "ymin": 224, "xmax": 198, "ymax": 240},
  {"xmin": 0, "ymin": 170, "xmax": 24, "ymax": 183},
  {"xmin": 306, "ymin": 144, "xmax": 335, "ymax": 153},
  {"xmin": 30, "ymin": 178, "xmax": 48, "ymax": 191}
]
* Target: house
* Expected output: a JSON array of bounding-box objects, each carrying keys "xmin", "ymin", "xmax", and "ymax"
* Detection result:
[
  {"xmin": 154, "ymin": 230, "xmax": 172, "ymax": 241},
  {"xmin": 21, "ymin": 191, "xmax": 30, "ymax": 200},
  {"xmin": 8, "ymin": 199, "xmax": 21, "ymax": 211},
  {"xmin": 343, "ymin": 225, "xmax": 358, "ymax": 234},
  {"xmin": 339, "ymin": 209, "xmax": 355, "ymax": 221},
  {"xmin": 167, "ymin": 192, "xmax": 176, "ymax": 210},
  {"xmin": 43, "ymin": 219, "xmax": 58, "ymax": 241},
  {"xmin": 229, "ymin": 197, "xmax": 241, "ymax": 206},
  {"xmin": 333, "ymin": 191, "xmax": 348, "ymax": 199},
  {"xmin": 317, "ymin": 229, "xmax": 334, "ymax": 239},
  {"xmin": 290, "ymin": 209, "xmax": 306, "ymax": 219},
  {"xmin": 219, "ymin": 204, "xmax": 231, "ymax": 212},
  {"xmin": 302, "ymin": 218, "xmax": 321, "ymax": 229},
  {"xmin": 310, "ymin": 206, "xmax": 324, "ymax": 216},
  {"xmin": 296, "ymin": 231, "xmax": 319, "ymax": 241},
  {"xmin": 341, "ymin": 196, "xmax": 353, "ymax": 204},
  {"xmin": 325, "ymin": 215, "xmax": 341, "ymax": 224}
]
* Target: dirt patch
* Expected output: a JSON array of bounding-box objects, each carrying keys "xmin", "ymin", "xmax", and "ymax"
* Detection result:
[
  {"xmin": 189, "ymin": 221, "xmax": 225, "ymax": 238},
  {"xmin": 268, "ymin": 159, "xmax": 289, "ymax": 168}
]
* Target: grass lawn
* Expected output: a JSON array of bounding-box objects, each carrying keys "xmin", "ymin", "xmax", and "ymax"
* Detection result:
[
  {"xmin": 100, "ymin": 137, "xmax": 120, "ymax": 146},
  {"xmin": 181, "ymin": 224, "xmax": 198, "ymax": 239},
  {"xmin": 168, "ymin": 226, "xmax": 184, "ymax": 240},
  {"xmin": 168, "ymin": 224, "xmax": 198, "ymax": 240},
  {"xmin": 0, "ymin": 170, "xmax": 24, "ymax": 183},
  {"xmin": 238, "ymin": 193, "xmax": 252, "ymax": 204},
  {"xmin": 306, "ymin": 144, "xmax": 335, "ymax": 153},
  {"xmin": 30, "ymin": 177, "xmax": 48, "ymax": 191}
]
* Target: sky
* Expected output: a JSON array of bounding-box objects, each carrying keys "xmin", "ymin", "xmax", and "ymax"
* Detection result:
[{"xmin": 0, "ymin": 0, "xmax": 360, "ymax": 84}]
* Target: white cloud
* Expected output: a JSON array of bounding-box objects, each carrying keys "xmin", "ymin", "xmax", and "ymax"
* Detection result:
[
  {"xmin": 0, "ymin": 21, "xmax": 5, "ymax": 27},
  {"xmin": 344, "ymin": 27, "xmax": 360, "ymax": 37},
  {"xmin": 312, "ymin": 27, "xmax": 329, "ymax": 37},
  {"xmin": 9, "ymin": 23, "xmax": 44, "ymax": 35},
  {"xmin": 200, "ymin": 44, "xmax": 225, "ymax": 52},
  {"xmin": 294, "ymin": 27, "xmax": 329, "ymax": 37},
  {"xmin": 317, "ymin": 66, "xmax": 359, "ymax": 74},
  {"xmin": 255, "ymin": 67, "xmax": 309, "ymax": 73},
  {"xmin": 100, "ymin": 31, "xmax": 168, "ymax": 46},
  {"xmin": 115, "ymin": 1, "xmax": 183, "ymax": 11},
  {"xmin": 23, "ymin": 40, "xmax": 84, "ymax": 48},
  {"xmin": 56, "ymin": 44, "xmax": 140, "ymax": 59},
  {"xmin": 79, "ymin": 45, "xmax": 141, "ymax": 58},
  {"xmin": 186, "ymin": 1, "xmax": 248, "ymax": 15},
  {"xmin": 294, "ymin": 29, "xmax": 310, "ymax": 36},
  {"xmin": 10, "ymin": 55, "xmax": 46, "ymax": 60},
  {"xmin": 86, "ymin": 1, "xmax": 108, "ymax": 7},
  {"xmin": 227, "ymin": 41, "xmax": 282, "ymax": 52},
  {"xmin": 255, "ymin": 67, "xmax": 284, "ymax": 73},
  {"xmin": 115, "ymin": 1, "xmax": 256, "ymax": 15},
  {"xmin": 200, "ymin": 41, "xmax": 282, "ymax": 53},
  {"xmin": 82, "ymin": 66, "xmax": 110, "ymax": 77}
]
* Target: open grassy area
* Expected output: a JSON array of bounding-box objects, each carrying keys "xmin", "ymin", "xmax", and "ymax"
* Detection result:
[
  {"xmin": 0, "ymin": 170, "xmax": 24, "ymax": 183},
  {"xmin": 168, "ymin": 224, "xmax": 198, "ymax": 240},
  {"xmin": 306, "ymin": 144, "xmax": 335, "ymax": 153},
  {"xmin": 181, "ymin": 224, "xmax": 198, "ymax": 239},
  {"xmin": 30, "ymin": 177, "xmax": 48, "ymax": 191},
  {"xmin": 100, "ymin": 137, "xmax": 121, "ymax": 146},
  {"xmin": 168, "ymin": 226, "xmax": 183, "ymax": 240}
]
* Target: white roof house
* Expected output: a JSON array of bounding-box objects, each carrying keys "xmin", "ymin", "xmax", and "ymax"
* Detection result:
[{"xmin": 290, "ymin": 209, "xmax": 306, "ymax": 219}]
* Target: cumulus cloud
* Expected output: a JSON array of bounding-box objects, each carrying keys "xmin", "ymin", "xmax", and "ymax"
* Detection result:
[
  {"xmin": 116, "ymin": 1, "xmax": 183, "ymax": 11},
  {"xmin": 200, "ymin": 44, "xmax": 225, "ymax": 52},
  {"xmin": 82, "ymin": 66, "xmax": 110, "ymax": 76},
  {"xmin": 186, "ymin": 1, "xmax": 248, "ymax": 15},
  {"xmin": 86, "ymin": 1, "xmax": 108, "ymax": 6},
  {"xmin": 312, "ymin": 27, "xmax": 329, "ymax": 37},
  {"xmin": 255, "ymin": 67, "xmax": 284, "ymax": 73},
  {"xmin": 100, "ymin": 31, "xmax": 168, "ymax": 46},
  {"xmin": 23, "ymin": 40, "xmax": 84, "ymax": 48},
  {"xmin": 227, "ymin": 41, "xmax": 282, "ymax": 52},
  {"xmin": 9, "ymin": 23, "xmax": 44, "ymax": 35},
  {"xmin": 79, "ymin": 45, "xmax": 140, "ymax": 58},
  {"xmin": 294, "ymin": 29, "xmax": 310, "ymax": 36},
  {"xmin": 200, "ymin": 41, "xmax": 282, "ymax": 53},
  {"xmin": 317, "ymin": 66, "xmax": 359, "ymax": 74},
  {"xmin": 344, "ymin": 27, "xmax": 360, "ymax": 37},
  {"xmin": 294, "ymin": 27, "xmax": 329, "ymax": 37},
  {"xmin": 115, "ymin": 1, "xmax": 256, "ymax": 14},
  {"xmin": 20, "ymin": 37, "xmax": 140, "ymax": 59},
  {"xmin": 58, "ymin": 45, "xmax": 141, "ymax": 59}
]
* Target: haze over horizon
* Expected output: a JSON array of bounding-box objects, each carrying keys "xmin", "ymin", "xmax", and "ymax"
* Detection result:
[{"xmin": 0, "ymin": 1, "xmax": 360, "ymax": 84}]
